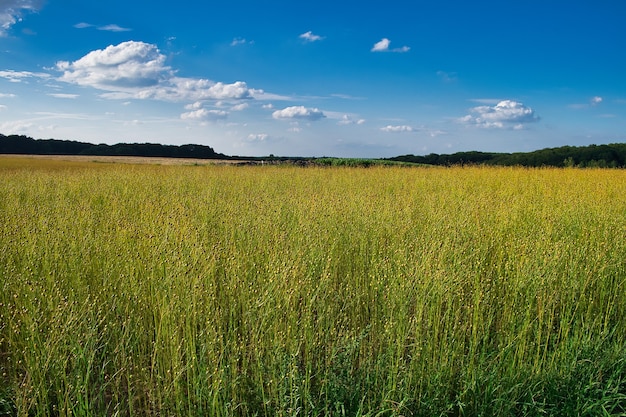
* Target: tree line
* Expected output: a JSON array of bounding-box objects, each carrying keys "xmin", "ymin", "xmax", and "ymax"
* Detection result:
[
  {"xmin": 2, "ymin": 133, "xmax": 626, "ymax": 167},
  {"xmin": 389, "ymin": 143, "xmax": 626, "ymax": 168},
  {"xmin": 0, "ymin": 134, "xmax": 226, "ymax": 159}
]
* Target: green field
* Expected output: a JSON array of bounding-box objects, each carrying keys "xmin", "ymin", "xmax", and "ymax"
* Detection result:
[{"xmin": 1, "ymin": 157, "xmax": 626, "ymax": 416}]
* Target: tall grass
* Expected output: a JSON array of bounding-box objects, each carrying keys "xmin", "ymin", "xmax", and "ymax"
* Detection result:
[{"xmin": 1, "ymin": 159, "xmax": 626, "ymax": 416}]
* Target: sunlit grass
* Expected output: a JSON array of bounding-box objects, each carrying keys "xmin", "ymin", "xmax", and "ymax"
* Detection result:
[{"xmin": 1, "ymin": 160, "xmax": 626, "ymax": 416}]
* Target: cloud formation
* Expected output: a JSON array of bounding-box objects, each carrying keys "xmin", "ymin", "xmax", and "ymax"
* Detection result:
[
  {"xmin": 299, "ymin": 31, "xmax": 324, "ymax": 42},
  {"xmin": 247, "ymin": 133, "xmax": 269, "ymax": 141},
  {"xmin": 180, "ymin": 108, "xmax": 228, "ymax": 121},
  {"xmin": 272, "ymin": 106, "xmax": 325, "ymax": 121},
  {"xmin": 231, "ymin": 37, "xmax": 253, "ymax": 46},
  {"xmin": 55, "ymin": 41, "xmax": 254, "ymax": 102},
  {"xmin": 0, "ymin": 0, "xmax": 42, "ymax": 35},
  {"xmin": 74, "ymin": 22, "xmax": 132, "ymax": 32},
  {"xmin": 460, "ymin": 100, "xmax": 539, "ymax": 129},
  {"xmin": 0, "ymin": 69, "xmax": 50, "ymax": 82},
  {"xmin": 98, "ymin": 24, "xmax": 131, "ymax": 32},
  {"xmin": 380, "ymin": 125, "xmax": 414, "ymax": 132},
  {"xmin": 590, "ymin": 96, "xmax": 603, "ymax": 106},
  {"xmin": 337, "ymin": 114, "xmax": 366, "ymax": 125},
  {"xmin": 371, "ymin": 38, "xmax": 410, "ymax": 53}
]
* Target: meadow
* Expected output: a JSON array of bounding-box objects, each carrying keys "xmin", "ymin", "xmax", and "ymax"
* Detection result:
[{"xmin": 1, "ymin": 157, "xmax": 626, "ymax": 416}]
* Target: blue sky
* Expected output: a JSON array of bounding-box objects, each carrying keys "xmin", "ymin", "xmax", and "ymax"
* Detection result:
[{"xmin": 1, "ymin": 0, "xmax": 625, "ymax": 157}]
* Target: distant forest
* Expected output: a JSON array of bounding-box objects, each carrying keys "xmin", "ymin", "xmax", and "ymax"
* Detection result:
[
  {"xmin": 389, "ymin": 143, "xmax": 626, "ymax": 168},
  {"xmin": 2, "ymin": 133, "xmax": 626, "ymax": 167},
  {"xmin": 0, "ymin": 134, "xmax": 226, "ymax": 160}
]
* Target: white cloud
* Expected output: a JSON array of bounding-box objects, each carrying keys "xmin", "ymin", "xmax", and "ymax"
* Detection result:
[
  {"xmin": 0, "ymin": 104, "xmax": 6, "ymax": 110},
  {"xmin": 48, "ymin": 93, "xmax": 79, "ymax": 99},
  {"xmin": 372, "ymin": 38, "xmax": 390, "ymax": 52},
  {"xmin": 0, "ymin": 69, "xmax": 50, "ymax": 82},
  {"xmin": 272, "ymin": 105, "xmax": 325, "ymax": 121},
  {"xmin": 337, "ymin": 114, "xmax": 366, "ymax": 125},
  {"xmin": 185, "ymin": 101, "xmax": 203, "ymax": 110},
  {"xmin": 247, "ymin": 133, "xmax": 269, "ymax": 141},
  {"xmin": 371, "ymin": 38, "xmax": 410, "ymax": 53},
  {"xmin": 299, "ymin": 31, "xmax": 324, "ymax": 42},
  {"xmin": 74, "ymin": 22, "xmax": 131, "ymax": 32},
  {"xmin": 380, "ymin": 125, "xmax": 414, "ymax": 132},
  {"xmin": 460, "ymin": 100, "xmax": 539, "ymax": 129},
  {"xmin": 0, "ymin": 93, "xmax": 16, "ymax": 98},
  {"xmin": 98, "ymin": 24, "xmax": 132, "ymax": 32},
  {"xmin": 57, "ymin": 41, "xmax": 168, "ymax": 89},
  {"xmin": 591, "ymin": 96, "xmax": 603, "ymax": 106},
  {"xmin": 0, "ymin": 120, "xmax": 33, "ymax": 132},
  {"xmin": 230, "ymin": 37, "xmax": 254, "ymax": 46},
  {"xmin": 55, "ymin": 41, "xmax": 254, "ymax": 102},
  {"xmin": 231, "ymin": 102, "xmax": 249, "ymax": 111},
  {"xmin": 0, "ymin": 0, "xmax": 43, "ymax": 36},
  {"xmin": 180, "ymin": 108, "xmax": 228, "ymax": 121}
]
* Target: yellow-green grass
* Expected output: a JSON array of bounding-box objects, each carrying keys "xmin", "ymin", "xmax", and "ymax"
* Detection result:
[{"xmin": 1, "ymin": 159, "xmax": 626, "ymax": 416}]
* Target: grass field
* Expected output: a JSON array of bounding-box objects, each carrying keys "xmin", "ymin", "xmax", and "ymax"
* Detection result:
[{"xmin": 1, "ymin": 157, "xmax": 626, "ymax": 416}]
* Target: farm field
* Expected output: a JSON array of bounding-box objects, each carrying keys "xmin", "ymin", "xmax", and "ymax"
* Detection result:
[{"xmin": 1, "ymin": 157, "xmax": 626, "ymax": 416}]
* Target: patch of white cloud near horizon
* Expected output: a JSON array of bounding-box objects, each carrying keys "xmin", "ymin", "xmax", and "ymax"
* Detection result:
[
  {"xmin": 0, "ymin": 93, "xmax": 16, "ymax": 98},
  {"xmin": 272, "ymin": 106, "xmax": 325, "ymax": 121},
  {"xmin": 460, "ymin": 100, "xmax": 539, "ymax": 129},
  {"xmin": 247, "ymin": 133, "xmax": 269, "ymax": 141},
  {"xmin": 299, "ymin": 31, "xmax": 324, "ymax": 42},
  {"xmin": 180, "ymin": 108, "xmax": 228, "ymax": 121},
  {"xmin": 56, "ymin": 41, "xmax": 254, "ymax": 102},
  {"xmin": 0, "ymin": 0, "xmax": 43, "ymax": 35},
  {"xmin": 371, "ymin": 38, "xmax": 410, "ymax": 53},
  {"xmin": 381, "ymin": 125, "xmax": 414, "ymax": 133}
]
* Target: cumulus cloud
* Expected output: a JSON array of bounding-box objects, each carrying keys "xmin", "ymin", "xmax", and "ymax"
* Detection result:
[
  {"xmin": 299, "ymin": 31, "xmax": 324, "ymax": 42},
  {"xmin": 0, "ymin": 0, "xmax": 43, "ymax": 35},
  {"xmin": 590, "ymin": 96, "xmax": 603, "ymax": 106},
  {"xmin": 57, "ymin": 41, "xmax": 168, "ymax": 89},
  {"xmin": 247, "ymin": 133, "xmax": 269, "ymax": 141},
  {"xmin": 272, "ymin": 105, "xmax": 325, "ymax": 121},
  {"xmin": 371, "ymin": 38, "xmax": 410, "ymax": 53},
  {"xmin": 380, "ymin": 125, "xmax": 414, "ymax": 132},
  {"xmin": 460, "ymin": 100, "xmax": 539, "ymax": 129},
  {"xmin": 55, "ymin": 41, "xmax": 254, "ymax": 102},
  {"xmin": 0, "ymin": 93, "xmax": 16, "ymax": 98},
  {"xmin": 0, "ymin": 104, "xmax": 6, "ymax": 111},
  {"xmin": 180, "ymin": 108, "xmax": 228, "ymax": 121},
  {"xmin": 337, "ymin": 114, "xmax": 366, "ymax": 125}
]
